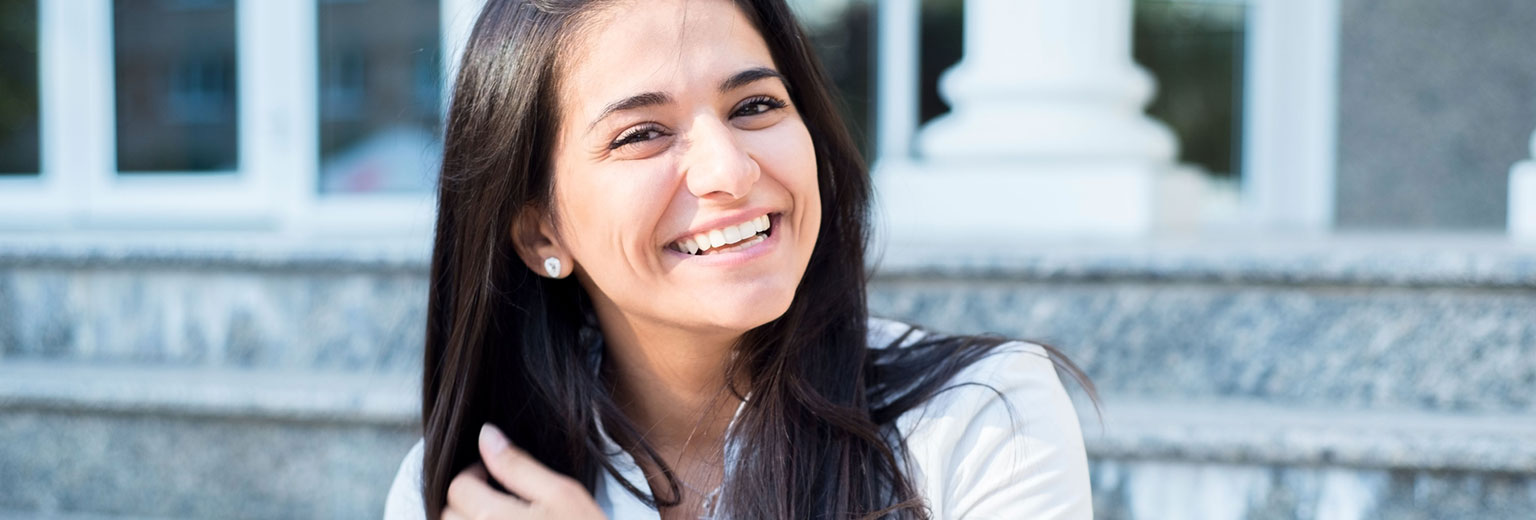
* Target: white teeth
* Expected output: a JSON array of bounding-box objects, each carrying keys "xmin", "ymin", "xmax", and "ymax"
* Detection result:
[
  {"xmin": 717, "ymin": 233, "xmax": 765, "ymax": 253},
  {"xmin": 672, "ymin": 214, "xmax": 774, "ymax": 255}
]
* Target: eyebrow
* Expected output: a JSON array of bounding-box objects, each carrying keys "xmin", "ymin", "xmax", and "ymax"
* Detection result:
[
  {"xmin": 586, "ymin": 67, "xmax": 789, "ymax": 132},
  {"xmin": 718, "ymin": 66, "xmax": 786, "ymax": 94}
]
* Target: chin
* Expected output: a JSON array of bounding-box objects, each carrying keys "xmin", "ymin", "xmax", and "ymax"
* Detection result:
[{"xmin": 697, "ymin": 281, "xmax": 797, "ymax": 333}]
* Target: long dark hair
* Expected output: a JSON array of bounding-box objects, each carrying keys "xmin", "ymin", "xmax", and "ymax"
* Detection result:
[{"xmin": 420, "ymin": 1, "xmax": 1095, "ymax": 518}]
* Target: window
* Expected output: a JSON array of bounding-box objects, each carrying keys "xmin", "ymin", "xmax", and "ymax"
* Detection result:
[
  {"xmin": 0, "ymin": 0, "xmax": 39, "ymax": 175},
  {"xmin": 793, "ymin": 0, "xmax": 963, "ymax": 161},
  {"xmin": 113, "ymin": 0, "xmax": 239, "ymax": 173},
  {"xmin": 317, "ymin": 0, "xmax": 442, "ymax": 194},
  {"xmin": 1135, "ymin": 0, "xmax": 1249, "ymax": 179},
  {"xmin": 0, "ymin": 0, "xmax": 476, "ymax": 232}
]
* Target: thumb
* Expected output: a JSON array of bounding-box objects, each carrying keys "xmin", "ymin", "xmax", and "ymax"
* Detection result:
[
  {"xmin": 478, "ymin": 422, "xmax": 511, "ymax": 457},
  {"xmin": 478, "ymin": 423, "xmax": 580, "ymax": 503}
]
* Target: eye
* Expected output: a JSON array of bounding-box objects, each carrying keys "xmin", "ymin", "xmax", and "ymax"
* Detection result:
[
  {"xmin": 731, "ymin": 96, "xmax": 788, "ymax": 118},
  {"xmin": 609, "ymin": 124, "xmax": 668, "ymax": 150}
]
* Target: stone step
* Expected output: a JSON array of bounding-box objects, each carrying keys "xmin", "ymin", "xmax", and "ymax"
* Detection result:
[
  {"xmin": 0, "ymin": 363, "xmax": 418, "ymax": 519},
  {"xmin": 3, "ymin": 362, "xmax": 1531, "ymax": 518},
  {"xmin": 1088, "ymin": 396, "xmax": 1536, "ymax": 473},
  {"xmin": 6, "ymin": 238, "xmax": 1534, "ymax": 413},
  {"xmin": 1090, "ymin": 458, "xmax": 1535, "ymax": 520},
  {"xmin": 867, "ymin": 237, "xmax": 1536, "ymax": 415},
  {"xmin": 5, "ymin": 237, "xmax": 1534, "ymax": 411},
  {"xmin": 0, "ymin": 362, "xmax": 416, "ymax": 422},
  {"xmin": 0, "ymin": 239, "xmax": 429, "ymax": 373},
  {"xmin": 0, "ymin": 512, "xmax": 175, "ymax": 520},
  {"xmin": 2, "ymin": 236, "xmax": 1534, "ymax": 518},
  {"xmin": 1089, "ymin": 396, "xmax": 1536, "ymax": 518}
]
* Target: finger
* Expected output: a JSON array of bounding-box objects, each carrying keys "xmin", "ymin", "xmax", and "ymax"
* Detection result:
[
  {"xmin": 479, "ymin": 423, "xmax": 589, "ymax": 504},
  {"xmin": 446, "ymin": 462, "xmax": 531, "ymax": 516}
]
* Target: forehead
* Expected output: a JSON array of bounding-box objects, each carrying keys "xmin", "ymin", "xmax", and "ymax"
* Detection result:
[{"xmin": 558, "ymin": 0, "xmax": 776, "ymax": 118}]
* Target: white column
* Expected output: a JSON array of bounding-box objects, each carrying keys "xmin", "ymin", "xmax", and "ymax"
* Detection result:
[
  {"xmin": 1510, "ymin": 129, "xmax": 1536, "ymax": 239},
  {"xmin": 874, "ymin": 0, "xmax": 920, "ymax": 164},
  {"xmin": 875, "ymin": 0, "xmax": 1176, "ymax": 242},
  {"xmin": 1242, "ymin": 0, "xmax": 1339, "ymax": 232}
]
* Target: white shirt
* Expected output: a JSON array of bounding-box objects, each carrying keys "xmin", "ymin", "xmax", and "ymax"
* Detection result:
[{"xmin": 383, "ymin": 318, "xmax": 1092, "ymax": 519}]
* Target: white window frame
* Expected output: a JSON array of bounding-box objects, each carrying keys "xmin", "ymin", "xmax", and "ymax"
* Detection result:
[
  {"xmin": 0, "ymin": 0, "xmax": 93, "ymax": 230},
  {"xmin": 0, "ymin": 0, "xmax": 485, "ymax": 238}
]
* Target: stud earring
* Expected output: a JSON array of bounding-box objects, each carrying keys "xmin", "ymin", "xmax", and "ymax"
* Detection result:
[{"xmin": 543, "ymin": 257, "xmax": 562, "ymax": 278}]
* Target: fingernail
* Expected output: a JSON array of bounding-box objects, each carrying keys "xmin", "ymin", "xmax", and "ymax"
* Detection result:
[{"xmin": 479, "ymin": 423, "xmax": 508, "ymax": 454}]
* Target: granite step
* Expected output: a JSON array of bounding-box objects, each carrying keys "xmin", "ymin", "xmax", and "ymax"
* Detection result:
[
  {"xmin": 1088, "ymin": 396, "xmax": 1536, "ymax": 474},
  {"xmin": 867, "ymin": 237, "xmax": 1536, "ymax": 415},
  {"xmin": 0, "ymin": 363, "xmax": 418, "ymax": 519},
  {"xmin": 1088, "ymin": 397, "xmax": 1536, "ymax": 518},
  {"xmin": 2, "ymin": 236, "xmax": 1533, "ymax": 518},
  {"xmin": 3, "ymin": 362, "xmax": 1532, "ymax": 519},
  {"xmin": 5, "ymin": 237, "xmax": 1534, "ymax": 413}
]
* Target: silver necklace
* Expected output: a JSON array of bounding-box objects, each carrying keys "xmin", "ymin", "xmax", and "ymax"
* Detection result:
[{"xmin": 674, "ymin": 474, "xmax": 722, "ymax": 519}]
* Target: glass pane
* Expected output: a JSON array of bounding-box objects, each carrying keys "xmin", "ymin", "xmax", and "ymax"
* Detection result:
[
  {"xmin": 795, "ymin": 0, "xmax": 960, "ymax": 160},
  {"xmin": 0, "ymin": 0, "xmax": 40, "ymax": 175},
  {"xmin": 1134, "ymin": 0, "xmax": 1248, "ymax": 179},
  {"xmin": 318, "ymin": 0, "xmax": 442, "ymax": 194},
  {"xmin": 917, "ymin": 0, "xmax": 962, "ymax": 128},
  {"xmin": 796, "ymin": 0, "xmax": 874, "ymax": 156},
  {"xmin": 113, "ymin": 0, "xmax": 239, "ymax": 173}
]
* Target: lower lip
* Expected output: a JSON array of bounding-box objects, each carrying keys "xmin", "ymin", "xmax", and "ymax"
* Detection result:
[{"xmin": 664, "ymin": 214, "xmax": 782, "ymax": 267}]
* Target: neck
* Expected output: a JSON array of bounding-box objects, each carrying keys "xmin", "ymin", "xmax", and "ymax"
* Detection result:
[{"xmin": 594, "ymin": 307, "xmax": 745, "ymax": 455}]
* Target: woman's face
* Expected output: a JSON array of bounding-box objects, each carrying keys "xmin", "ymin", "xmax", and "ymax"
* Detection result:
[{"xmin": 538, "ymin": 0, "xmax": 821, "ymax": 338}]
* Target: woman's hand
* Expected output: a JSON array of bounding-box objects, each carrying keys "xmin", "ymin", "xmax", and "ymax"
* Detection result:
[{"xmin": 443, "ymin": 424, "xmax": 608, "ymax": 520}]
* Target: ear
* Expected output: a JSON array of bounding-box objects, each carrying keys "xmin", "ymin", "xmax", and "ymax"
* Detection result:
[{"xmin": 510, "ymin": 206, "xmax": 570, "ymax": 278}]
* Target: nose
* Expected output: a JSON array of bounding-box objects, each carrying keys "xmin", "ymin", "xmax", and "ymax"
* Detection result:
[{"xmin": 683, "ymin": 116, "xmax": 760, "ymax": 201}]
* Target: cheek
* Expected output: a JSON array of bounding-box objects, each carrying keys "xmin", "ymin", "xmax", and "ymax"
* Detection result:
[
  {"xmin": 781, "ymin": 124, "xmax": 822, "ymax": 236},
  {"xmin": 553, "ymin": 165, "xmax": 674, "ymax": 267},
  {"xmin": 752, "ymin": 121, "xmax": 820, "ymax": 204}
]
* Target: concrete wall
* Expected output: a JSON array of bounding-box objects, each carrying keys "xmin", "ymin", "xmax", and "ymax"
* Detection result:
[{"xmin": 1335, "ymin": 0, "xmax": 1536, "ymax": 230}]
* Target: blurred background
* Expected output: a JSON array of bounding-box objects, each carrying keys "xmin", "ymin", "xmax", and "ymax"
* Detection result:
[{"xmin": 2, "ymin": 0, "xmax": 1534, "ymax": 518}]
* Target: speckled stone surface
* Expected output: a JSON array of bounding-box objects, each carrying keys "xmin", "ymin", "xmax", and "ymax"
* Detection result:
[
  {"xmin": 0, "ymin": 363, "xmax": 416, "ymax": 423},
  {"xmin": 3, "ymin": 236, "xmax": 1535, "ymax": 518},
  {"xmin": 0, "ymin": 267, "xmax": 427, "ymax": 371},
  {"xmin": 4, "ymin": 237, "xmax": 1535, "ymax": 412},
  {"xmin": 1089, "ymin": 459, "xmax": 1536, "ymax": 520},
  {"xmin": 1084, "ymin": 398, "xmax": 1536, "ymax": 473},
  {"xmin": 0, "ymin": 407, "xmax": 417, "ymax": 519},
  {"xmin": 870, "ymin": 236, "xmax": 1536, "ymax": 288},
  {"xmin": 0, "ymin": 363, "xmax": 419, "ymax": 519},
  {"xmin": 869, "ymin": 278, "xmax": 1536, "ymax": 413}
]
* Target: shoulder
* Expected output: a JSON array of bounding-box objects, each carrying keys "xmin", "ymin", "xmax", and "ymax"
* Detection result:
[
  {"xmin": 870, "ymin": 317, "xmax": 1093, "ymax": 519},
  {"xmin": 866, "ymin": 316, "xmax": 925, "ymax": 349},
  {"xmin": 383, "ymin": 439, "xmax": 427, "ymax": 520}
]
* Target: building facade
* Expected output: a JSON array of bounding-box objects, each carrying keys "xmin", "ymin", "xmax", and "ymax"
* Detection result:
[{"xmin": 1, "ymin": 0, "xmax": 1534, "ymax": 518}]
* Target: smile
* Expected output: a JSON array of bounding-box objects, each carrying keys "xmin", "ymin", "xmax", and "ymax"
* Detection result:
[{"xmin": 670, "ymin": 214, "xmax": 774, "ymax": 255}]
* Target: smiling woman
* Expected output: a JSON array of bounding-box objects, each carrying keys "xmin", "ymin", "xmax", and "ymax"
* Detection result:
[{"xmin": 383, "ymin": 1, "xmax": 1094, "ymax": 519}]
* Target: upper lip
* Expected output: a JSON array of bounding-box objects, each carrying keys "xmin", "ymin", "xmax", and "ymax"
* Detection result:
[{"xmin": 665, "ymin": 209, "xmax": 776, "ymax": 247}]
